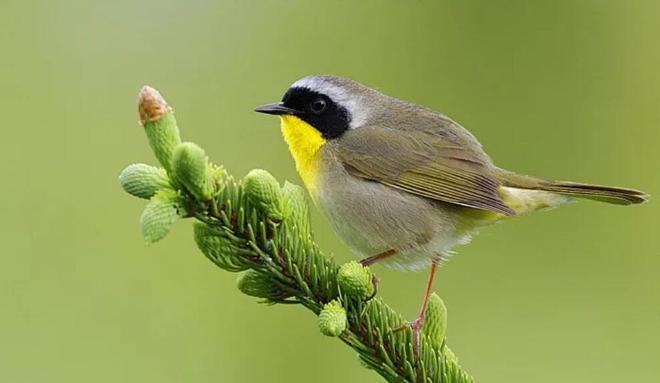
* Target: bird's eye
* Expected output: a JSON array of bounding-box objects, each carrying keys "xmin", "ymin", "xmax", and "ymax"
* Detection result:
[{"xmin": 310, "ymin": 98, "xmax": 327, "ymax": 114}]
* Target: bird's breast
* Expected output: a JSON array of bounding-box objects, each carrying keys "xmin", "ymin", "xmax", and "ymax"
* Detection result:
[{"xmin": 280, "ymin": 115, "xmax": 326, "ymax": 196}]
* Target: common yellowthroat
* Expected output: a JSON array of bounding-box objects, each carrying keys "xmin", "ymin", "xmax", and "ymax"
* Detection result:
[{"xmin": 255, "ymin": 75, "xmax": 647, "ymax": 347}]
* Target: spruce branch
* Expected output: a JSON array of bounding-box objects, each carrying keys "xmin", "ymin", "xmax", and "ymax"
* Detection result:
[{"xmin": 120, "ymin": 86, "xmax": 474, "ymax": 383}]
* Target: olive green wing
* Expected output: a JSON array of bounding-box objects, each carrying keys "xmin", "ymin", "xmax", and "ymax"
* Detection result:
[{"xmin": 335, "ymin": 126, "xmax": 516, "ymax": 216}]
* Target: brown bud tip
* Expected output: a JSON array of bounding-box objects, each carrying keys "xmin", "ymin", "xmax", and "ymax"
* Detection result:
[{"xmin": 138, "ymin": 86, "xmax": 173, "ymax": 126}]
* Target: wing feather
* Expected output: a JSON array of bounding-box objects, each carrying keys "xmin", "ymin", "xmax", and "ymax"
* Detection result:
[{"xmin": 336, "ymin": 127, "xmax": 515, "ymax": 216}]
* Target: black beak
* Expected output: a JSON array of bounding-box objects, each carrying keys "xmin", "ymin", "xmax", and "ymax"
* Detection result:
[{"xmin": 254, "ymin": 103, "xmax": 299, "ymax": 116}]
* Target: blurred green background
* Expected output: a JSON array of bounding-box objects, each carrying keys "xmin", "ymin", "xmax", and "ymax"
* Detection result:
[{"xmin": 1, "ymin": 1, "xmax": 658, "ymax": 382}]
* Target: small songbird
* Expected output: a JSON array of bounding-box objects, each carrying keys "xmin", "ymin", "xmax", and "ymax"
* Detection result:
[{"xmin": 255, "ymin": 75, "xmax": 647, "ymax": 349}]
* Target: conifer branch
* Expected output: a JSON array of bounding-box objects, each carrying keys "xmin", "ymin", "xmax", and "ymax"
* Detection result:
[{"xmin": 120, "ymin": 86, "xmax": 474, "ymax": 383}]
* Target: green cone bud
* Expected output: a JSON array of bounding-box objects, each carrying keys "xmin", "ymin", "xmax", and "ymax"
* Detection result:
[
  {"xmin": 318, "ymin": 300, "xmax": 347, "ymax": 337},
  {"xmin": 243, "ymin": 169, "xmax": 283, "ymax": 220},
  {"xmin": 119, "ymin": 163, "xmax": 169, "ymax": 199},
  {"xmin": 140, "ymin": 190, "xmax": 180, "ymax": 244},
  {"xmin": 236, "ymin": 269, "xmax": 288, "ymax": 300},
  {"xmin": 282, "ymin": 181, "xmax": 310, "ymax": 233},
  {"xmin": 337, "ymin": 261, "xmax": 374, "ymax": 299},
  {"xmin": 422, "ymin": 293, "xmax": 447, "ymax": 349},
  {"xmin": 171, "ymin": 142, "xmax": 213, "ymax": 200},
  {"xmin": 193, "ymin": 221, "xmax": 249, "ymax": 272},
  {"xmin": 138, "ymin": 86, "xmax": 181, "ymax": 172}
]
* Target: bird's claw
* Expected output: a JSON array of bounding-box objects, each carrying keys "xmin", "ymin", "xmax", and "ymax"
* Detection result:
[
  {"xmin": 393, "ymin": 316, "xmax": 425, "ymax": 357},
  {"xmin": 365, "ymin": 274, "xmax": 380, "ymax": 301}
]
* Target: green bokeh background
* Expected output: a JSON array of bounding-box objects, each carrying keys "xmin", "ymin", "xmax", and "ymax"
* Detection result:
[{"xmin": 1, "ymin": 1, "xmax": 658, "ymax": 382}]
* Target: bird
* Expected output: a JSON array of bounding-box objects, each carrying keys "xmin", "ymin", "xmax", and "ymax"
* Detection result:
[{"xmin": 254, "ymin": 75, "xmax": 648, "ymax": 351}]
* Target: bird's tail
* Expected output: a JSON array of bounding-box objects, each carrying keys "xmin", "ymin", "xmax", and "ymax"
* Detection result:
[{"xmin": 496, "ymin": 168, "xmax": 648, "ymax": 214}]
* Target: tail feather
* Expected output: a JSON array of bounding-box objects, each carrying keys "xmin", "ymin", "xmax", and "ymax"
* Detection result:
[
  {"xmin": 496, "ymin": 168, "xmax": 649, "ymax": 206},
  {"xmin": 534, "ymin": 181, "xmax": 648, "ymax": 205}
]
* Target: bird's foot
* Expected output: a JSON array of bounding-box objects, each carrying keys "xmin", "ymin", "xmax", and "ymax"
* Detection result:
[
  {"xmin": 393, "ymin": 315, "xmax": 425, "ymax": 357},
  {"xmin": 365, "ymin": 274, "xmax": 380, "ymax": 301}
]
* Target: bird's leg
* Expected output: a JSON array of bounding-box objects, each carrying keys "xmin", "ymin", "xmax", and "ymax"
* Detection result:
[
  {"xmin": 360, "ymin": 249, "xmax": 397, "ymax": 267},
  {"xmin": 395, "ymin": 261, "xmax": 440, "ymax": 357}
]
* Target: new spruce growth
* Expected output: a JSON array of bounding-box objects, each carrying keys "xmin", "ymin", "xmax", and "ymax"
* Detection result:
[
  {"xmin": 319, "ymin": 300, "xmax": 348, "ymax": 337},
  {"xmin": 338, "ymin": 261, "xmax": 375, "ymax": 299},
  {"xmin": 119, "ymin": 163, "xmax": 169, "ymax": 199}
]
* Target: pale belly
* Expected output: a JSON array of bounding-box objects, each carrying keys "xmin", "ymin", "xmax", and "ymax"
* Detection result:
[{"xmin": 313, "ymin": 159, "xmax": 473, "ymax": 271}]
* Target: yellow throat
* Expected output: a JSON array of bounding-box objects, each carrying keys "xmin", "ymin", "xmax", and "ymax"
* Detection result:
[{"xmin": 280, "ymin": 115, "xmax": 326, "ymax": 195}]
